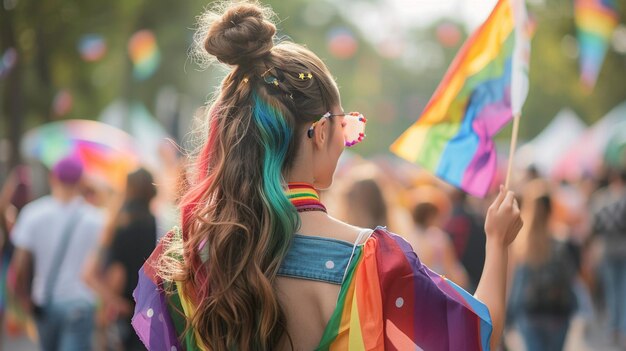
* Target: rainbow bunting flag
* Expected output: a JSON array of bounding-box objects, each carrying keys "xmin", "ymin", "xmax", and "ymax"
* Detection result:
[
  {"xmin": 128, "ymin": 30, "xmax": 161, "ymax": 81},
  {"xmin": 390, "ymin": 0, "xmax": 531, "ymax": 197},
  {"xmin": 132, "ymin": 227, "xmax": 492, "ymax": 350},
  {"xmin": 575, "ymin": 0, "xmax": 619, "ymax": 90}
]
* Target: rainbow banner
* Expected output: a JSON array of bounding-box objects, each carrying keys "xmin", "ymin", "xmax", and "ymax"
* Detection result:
[
  {"xmin": 575, "ymin": 0, "xmax": 619, "ymax": 90},
  {"xmin": 20, "ymin": 119, "xmax": 139, "ymax": 190},
  {"xmin": 391, "ymin": 0, "xmax": 531, "ymax": 197}
]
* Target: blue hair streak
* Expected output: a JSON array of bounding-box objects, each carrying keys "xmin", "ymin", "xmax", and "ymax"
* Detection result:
[{"xmin": 251, "ymin": 92, "xmax": 299, "ymax": 257}]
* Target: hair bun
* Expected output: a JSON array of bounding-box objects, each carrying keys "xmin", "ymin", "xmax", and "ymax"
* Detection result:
[{"xmin": 204, "ymin": 3, "xmax": 276, "ymax": 66}]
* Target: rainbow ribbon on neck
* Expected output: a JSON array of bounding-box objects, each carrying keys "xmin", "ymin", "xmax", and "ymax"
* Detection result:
[{"xmin": 286, "ymin": 182, "xmax": 327, "ymax": 212}]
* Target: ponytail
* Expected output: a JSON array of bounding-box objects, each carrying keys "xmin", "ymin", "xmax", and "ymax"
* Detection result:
[{"xmin": 160, "ymin": 2, "xmax": 340, "ymax": 349}]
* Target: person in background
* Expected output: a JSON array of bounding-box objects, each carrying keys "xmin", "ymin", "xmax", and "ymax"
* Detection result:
[
  {"xmin": 9, "ymin": 156, "xmax": 104, "ymax": 351},
  {"xmin": 407, "ymin": 196, "xmax": 469, "ymax": 289},
  {"xmin": 84, "ymin": 168, "xmax": 157, "ymax": 351},
  {"xmin": 508, "ymin": 180, "xmax": 577, "ymax": 351},
  {"xmin": 444, "ymin": 189, "xmax": 486, "ymax": 292},
  {"xmin": 590, "ymin": 169, "xmax": 626, "ymax": 347},
  {"xmin": 0, "ymin": 165, "xmax": 32, "ymax": 348},
  {"xmin": 342, "ymin": 178, "xmax": 389, "ymax": 229}
]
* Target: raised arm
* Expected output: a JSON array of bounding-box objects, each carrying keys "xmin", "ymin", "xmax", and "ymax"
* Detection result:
[{"xmin": 474, "ymin": 186, "xmax": 523, "ymax": 350}]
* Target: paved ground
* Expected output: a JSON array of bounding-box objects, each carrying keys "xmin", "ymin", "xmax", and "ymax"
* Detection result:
[
  {"xmin": 1, "ymin": 333, "xmax": 36, "ymax": 351},
  {"xmin": 504, "ymin": 315, "xmax": 624, "ymax": 351}
]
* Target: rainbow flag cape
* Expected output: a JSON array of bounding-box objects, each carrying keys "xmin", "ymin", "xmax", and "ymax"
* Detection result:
[
  {"xmin": 132, "ymin": 227, "xmax": 492, "ymax": 350},
  {"xmin": 390, "ymin": 0, "xmax": 531, "ymax": 197},
  {"xmin": 575, "ymin": 0, "xmax": 619, "ymax": 90}
]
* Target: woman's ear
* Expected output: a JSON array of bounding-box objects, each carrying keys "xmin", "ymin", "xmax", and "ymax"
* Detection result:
[{"xmin": 312, "ymin": 118, "xmax": 328, "ymax": 149}]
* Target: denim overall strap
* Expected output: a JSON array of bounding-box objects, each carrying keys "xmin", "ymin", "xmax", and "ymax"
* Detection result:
[{"xmin": 278, "ymin": 229, "xmax": 374, "ymax": 285}]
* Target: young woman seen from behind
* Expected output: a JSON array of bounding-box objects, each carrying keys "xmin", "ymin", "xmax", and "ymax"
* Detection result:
[{"xmin": 132, "ymin": 2, "xmax": 523, "ymax": 350}]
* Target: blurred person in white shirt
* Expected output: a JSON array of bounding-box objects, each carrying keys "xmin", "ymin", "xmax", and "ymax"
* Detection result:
[{"xmin": 9, "ymin": 156, "xmax": 104, "ymax": 351}]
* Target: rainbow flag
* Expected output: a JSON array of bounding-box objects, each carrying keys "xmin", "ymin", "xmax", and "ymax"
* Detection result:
[
  {"xmin": 575, "ymin": 0, "xmax": 619, "ymax": 90},
  {"xmin": 391, "ymin": 0, "xmax": 531, "ymax": 197},
  {"xmin": 316, "ymin": 229, "xmax": 491, "ymax": 350},
  {"xmin": 132, "ymin": 227, "xmax": 492, "ymax": 350}
]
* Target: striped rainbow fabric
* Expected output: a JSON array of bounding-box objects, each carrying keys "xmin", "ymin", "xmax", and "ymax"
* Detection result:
[
  {"xmin": 316, "ymin": 229, "xmax": 492, "ymax": 350},
  {"xmin": 131, "ymin": 228, "xmax": 186, "ymax": 351},
  {"xmin": 575, "ymin": 0, "xmax": 619, "ymax": 89},
  {"xmin": 390, "ymin": 0, "xmax": 530, "ymax": 197},
  {"xmin": 132, "ymin": 227, "xmax": 492, "ymax": 350}
]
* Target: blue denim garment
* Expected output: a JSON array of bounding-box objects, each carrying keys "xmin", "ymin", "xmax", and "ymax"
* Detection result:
[
  {"xmin": 35, "ymin": 299, "xmax": 95, "ymax": 351},
  {"xmin": 278, "ymin": 234, "xmax": 356, "ymax": 285}
]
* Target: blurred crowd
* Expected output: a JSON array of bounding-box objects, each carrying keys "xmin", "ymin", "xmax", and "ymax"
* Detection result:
[
  {"xmin": 1, "ymin": 149, "xmax": 625, "ymax": 351},
  {"xmin": 0, "ymin": 147, "xmax": 184, "ymax": 351},
  {"xmin": 327, "ymin": 156, "xmax": 626, "ymax": 351}
]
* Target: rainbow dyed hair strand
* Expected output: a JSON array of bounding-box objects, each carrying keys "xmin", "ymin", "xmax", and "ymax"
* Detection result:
[
  {"xmin": 251, "ymin": 92, "xmax": 299, "ymax": 262},
  {"xmin": 179, "ymin": 102, "xmax": 225, "ymax": 303}
]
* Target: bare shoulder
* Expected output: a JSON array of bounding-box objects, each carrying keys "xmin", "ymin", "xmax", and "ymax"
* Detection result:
[{"xmin": 297, "ymin": 213, "xmax": 372, "ymax": 245}]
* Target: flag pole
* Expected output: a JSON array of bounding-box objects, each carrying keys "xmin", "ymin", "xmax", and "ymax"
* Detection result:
[{"xmin": 505, "ymin": 113, "xmax": 521, "ymax": 189}]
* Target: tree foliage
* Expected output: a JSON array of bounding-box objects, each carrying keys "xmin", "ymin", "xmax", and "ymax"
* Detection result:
[{"xmin": 1, "ymin": 0, "xmax": 625, "ymax": 171}]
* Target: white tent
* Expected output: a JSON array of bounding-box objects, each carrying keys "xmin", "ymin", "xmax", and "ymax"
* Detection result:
[
  {"xmin": 553, "ymin": 101, "xmax": 626, "ymax": 180},
  {"xmin": 516, "ymin": 108, "xmax": 587, "ymax": 177},
  {"xmin": 99, "ymin": 100, "xmax": 171, "ymax": 173}
]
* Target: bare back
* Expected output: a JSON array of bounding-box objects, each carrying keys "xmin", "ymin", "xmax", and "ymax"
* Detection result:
[{"xmin": 276, "ymin": 213, "xmax": 367, "ymax": 350}]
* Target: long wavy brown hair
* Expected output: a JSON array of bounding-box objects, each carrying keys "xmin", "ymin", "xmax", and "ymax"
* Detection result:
[{"xmin": 158, "ymin": 2, "xmax": 341, "ymax": 350}]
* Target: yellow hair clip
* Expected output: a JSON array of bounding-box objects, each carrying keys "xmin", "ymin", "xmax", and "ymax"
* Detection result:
[{"xmin": 298, "ymin": 72, "xmax": 313, "ymax": 80}]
